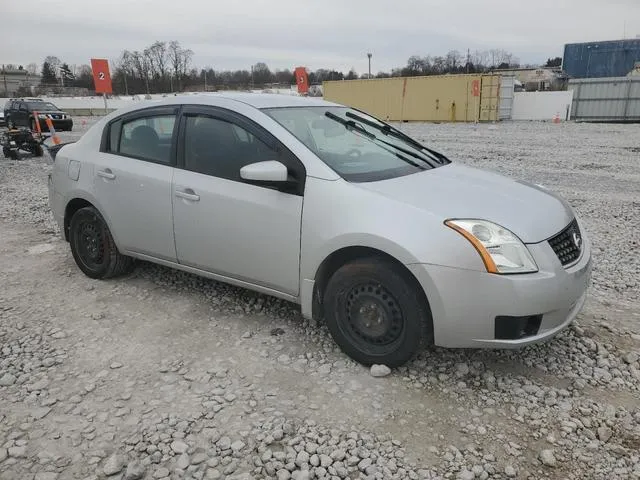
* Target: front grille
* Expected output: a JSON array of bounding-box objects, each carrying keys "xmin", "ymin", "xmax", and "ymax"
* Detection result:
[{"xmin": 548, "ymin": 219, "xmax": 582, "ymax": 266}]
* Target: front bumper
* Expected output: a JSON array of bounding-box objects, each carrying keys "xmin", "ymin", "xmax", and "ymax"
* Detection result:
[{"xmin": 408, "ymin": 221, "xmax": 592, "ymax": 349}]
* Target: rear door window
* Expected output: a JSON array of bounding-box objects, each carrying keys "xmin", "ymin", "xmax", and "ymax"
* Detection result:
[{"xmin": 118, "ymin": 115, "xmax": 176, "ymax": 164}]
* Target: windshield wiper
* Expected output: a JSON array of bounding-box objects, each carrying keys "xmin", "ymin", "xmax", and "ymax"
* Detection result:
[
  {"xmin": 324, "ymin": 111, "xmax": 426, "ymax": 170},
  {"xmin": 345, "ymin": 110, "xmax": 449, "ymax": 164},
  {"xmin": 324, "ymin": 111, "xmax": 375, "ymax": 139}
]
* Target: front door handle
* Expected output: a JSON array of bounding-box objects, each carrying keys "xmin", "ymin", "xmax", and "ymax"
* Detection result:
[
  {"xmin": 97, "ymin": 169, "xmax": 116, "ymax": 180},
  {"xmin": 175, "ymin": 189, "xmax": 200, "ymax": 202}
]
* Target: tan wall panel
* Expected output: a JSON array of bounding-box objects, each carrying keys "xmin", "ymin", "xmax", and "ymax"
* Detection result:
[{"xmin": 323, "ymin": 74, "xmax": 501, "ymax": 122}]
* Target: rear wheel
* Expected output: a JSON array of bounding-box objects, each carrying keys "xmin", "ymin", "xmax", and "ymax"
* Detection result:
[
  {"xmin": 323, "ymin": 257, "xmax": 432, "ymax": 367},
  {"xmin": 33, "ymin": 144, "xmax": 44, "ymax": 157},
  {"xmin": 69, "ymin": 206, "xmax": 133, "ymax": 279}
]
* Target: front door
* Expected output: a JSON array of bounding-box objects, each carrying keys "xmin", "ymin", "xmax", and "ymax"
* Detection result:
[
  {"xmin": 92, "ymin": 106, "xmax": 179, "ymax": 262},
  {"xmin": 172, "ymin": 106, "xmax": 305, "ymax": 296}
]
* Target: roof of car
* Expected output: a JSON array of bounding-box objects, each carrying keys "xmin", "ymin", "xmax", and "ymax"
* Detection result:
[
  {"xmin": 209, "ymin": 92, "xmax": 339, "ymax": 108},
  {"xmin": 144, "ymin": 92, "xmax": 341, "ymax": 110}
]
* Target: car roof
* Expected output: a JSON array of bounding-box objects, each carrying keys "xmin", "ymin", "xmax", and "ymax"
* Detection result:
[
  {"xmin": 120, "ymin": 92, "xmax": 342, "ymax": 112},
  {"xmin": 205, "ymin": 92, "xmax": 340, "ymax": 109}
]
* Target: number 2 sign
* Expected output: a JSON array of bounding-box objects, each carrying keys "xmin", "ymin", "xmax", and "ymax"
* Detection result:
[{"xmin": 90, "ymin": 58, "xmax": 113, "ymax": 94}]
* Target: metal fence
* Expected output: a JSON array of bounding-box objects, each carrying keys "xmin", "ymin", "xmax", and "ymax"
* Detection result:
[{"xmin": 569, "ymin": 77, "xmax": 640, "ymax": 122}]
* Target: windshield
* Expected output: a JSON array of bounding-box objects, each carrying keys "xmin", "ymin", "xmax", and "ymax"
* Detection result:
[
  {"xmin": 28, "ymin": 102, "xmax": 59, "ymax": 111},
  {"xmin": 262, "ymin": 106, "xmax": 449, "ymax": 182}
]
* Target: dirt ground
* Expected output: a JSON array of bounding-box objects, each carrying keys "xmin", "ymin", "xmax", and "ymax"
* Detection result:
[{"xmin": 0, "ymin": 117, "xmax": 639, "ymax": 480}]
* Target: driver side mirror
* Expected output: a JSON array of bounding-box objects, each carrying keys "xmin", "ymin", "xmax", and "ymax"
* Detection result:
[
  {"xmin": 240, "ymin": 160, "xmax": 300, "ymax": 194},
  {"xmin": 240, "ymin": 160, "xmax": 288, "ymax": 182}
]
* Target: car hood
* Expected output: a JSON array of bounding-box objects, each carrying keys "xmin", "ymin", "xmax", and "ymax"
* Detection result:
[{"xmin": 356, "ymin": 163, "xmax": 574, "ymax": 243}]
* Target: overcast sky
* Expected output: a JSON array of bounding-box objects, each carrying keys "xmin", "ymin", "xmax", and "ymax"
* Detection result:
[{"xmin": 4, "ymin": 0, "xmax": 639, "ymax": 73}]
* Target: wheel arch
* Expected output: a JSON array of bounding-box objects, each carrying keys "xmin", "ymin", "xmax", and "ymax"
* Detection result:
[
  {"xmin": 311, "ymin": 245, "xmax": 433, "ymax": 341},
  {"xmin": 63, "ymin": 196, "xmax": 118, "ymax": 247}
]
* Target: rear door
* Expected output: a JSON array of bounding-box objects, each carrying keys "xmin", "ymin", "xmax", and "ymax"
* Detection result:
[
  {"xmin": 93, "ymin": 106, "xmax": 179, "ymax": 261},
  {"xmin": 171, "ymin": 105, "xmax": 305, "ymax": 295}
]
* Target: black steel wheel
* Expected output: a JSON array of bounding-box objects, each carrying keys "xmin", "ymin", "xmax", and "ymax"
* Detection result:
[
  {"xmin": 69, "ymin": 206, "xmax": 133, "ymax": 279},
  {"xmin": 323, "ymin": 257, "xmax": 432, "ymax": 367}
]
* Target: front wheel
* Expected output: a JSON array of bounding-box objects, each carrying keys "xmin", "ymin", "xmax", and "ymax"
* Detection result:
[
  {"xmin": 69, "ymin": 206, "xmax": 134, "ymax": 279},
  {"xmin": 323, "ymin": 257, "xmax": 432, "ymax": 368}
]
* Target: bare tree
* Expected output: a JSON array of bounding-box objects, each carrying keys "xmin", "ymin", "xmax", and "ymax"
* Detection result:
[
  {"xmin": 130, "ymin": 50, "xmax": 151, "ymax": 93},
  {"xmin": 168, "ymin": 41, "xmax": 193, "ymax": 91}
]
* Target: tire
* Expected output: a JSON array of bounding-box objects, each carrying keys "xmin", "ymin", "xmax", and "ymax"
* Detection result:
[
  {"xmin": 323, "ymin": 257, "xmax": 432, "ymax": 368},
  {"xmin": 34, "ymin": 144, "xmax": 44, "ymax": 157},
  {"xmin": 69, "ymin": 206, "xmax": 134, "ymax": 279}
]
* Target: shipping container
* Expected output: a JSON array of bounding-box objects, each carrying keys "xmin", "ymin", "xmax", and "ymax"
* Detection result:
[
  {"xmin": 563, "ymin": 39, "xmax": 640, "ymax": 79},
  {"xmin": 569, "ymin": 77, "xmax": 640, "ymax": 122},
  {"xmin": 322, "ymin": 74, "xmax": 503, "ymax": 122}
]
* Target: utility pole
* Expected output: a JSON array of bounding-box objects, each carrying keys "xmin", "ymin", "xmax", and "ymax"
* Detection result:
[{"xmin": 367, "ymin": 53, "xmax": 372, "ymax": 78}]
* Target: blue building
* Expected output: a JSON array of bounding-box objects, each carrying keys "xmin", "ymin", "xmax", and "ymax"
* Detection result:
[{"xmin": 562, "ymin": 39, "xmax": 640, "ymax": 78}]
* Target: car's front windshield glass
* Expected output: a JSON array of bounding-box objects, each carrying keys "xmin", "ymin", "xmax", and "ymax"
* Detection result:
[
  {"xmin": 29, "ymin": 102, "xmax": 59, "ymax": 111},
  {"xmin": 262, "ymin": 106, "xmax": 449, "ymax": 182}
]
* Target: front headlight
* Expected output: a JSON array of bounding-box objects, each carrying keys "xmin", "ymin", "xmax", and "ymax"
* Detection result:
[
  {"xmin": 445, "ymin": 219, "xmax": 538, "ymax": 274},
  {"xmin": 38, "ymin": 114, "xmax": 47, "ymax": 119}
]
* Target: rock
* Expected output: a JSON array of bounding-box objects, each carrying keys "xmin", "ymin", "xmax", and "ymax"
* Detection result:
[
  {"xmin": 171, "ymin": 440, "xmax": 188, "ymax": 454},
  {"xmin": 278, "ymin": 354, "xmax": 291, "ymax": 365},
  {"xmin": 8, "ymin": 446, "xmax": 26, "ymax": 458},
  {"xmin": 276, "ymin": 470, "xmax": 291, "ymax": 480},
  {"xmin": 358, "ymin": 458, "xmax": 372, "ymax": 471},
  {"xmin": 623, "ymin": 352, "xmax": 638, "ymax": 364},
  {"xmin": 28, "ymin": 379, "xmax": 50, "ymax": 391},
  {"xmin": 231, "ymin": 440, "xmax": 245, "ymax": 452},
  {"xmin": 110, "ymin": 362, "xmax": 123, "ymax": 369},
  {"xmin": 0, "ymin": 449, "xmax": 6, "ymax": 462},
  {"xmin": 597, "ymin": 426, "xmax": 613, "ymax": 443},
  {"xmin": 206, "ymin": 469, "xmax": 222, "ymax": 480},
  {"xmin": 458, "ymin": 470, "xmax": 475, "ymax": 480},
  {"xmin": 295, "ymin": 451, "xmax": 310, "ymax": 467},
  {"xmin": 32, "ymin": 407, "xmax": 52, "ymax": 420},
  {"xmin": 191, "ymin": 452, "xmax": 207, "ymax": 465},
  {"xmin": 292, "ymin": 471, "xmax": 310, "ymax": 480},
  {"xmin": 539, "ymin": 449, "xmax": 556, "ymax": 467},
  {"xmin": 318, "ymin": 364, "xmax": 331, "ymax": 375},
  {"xmin": 504, "ymin": 465, "xmax": 517, "ymax": 477},
  {"xmin": 330, "ymin": 449, "xmax": 346, "ymax": 461},
  {"xmin": 455, "ymin": 362, "xmax": 470, "ymax": 376},
  {"xmin": 0, "ymin": 373, "xmax": 17, "ymax": 386},
  {"xmin": 217, "ymin": 437, "xmax": 231, "ymax": 450},
  {"xmin": 177, "ymin": 453, "xmax": 190, "ymax": 470},
  {"xmin": 153, "ymin": 467, "xmax": 170, "ymax": 478},
  {"xmin": 370, "ymin": 364, "xmax": 391, "ymax": 377},
  {"xmin": 34, "ymin": 473, "xmax": 58, "ymax": 480},
  {"xmin": 124, "ymin": 460, "xmax": 145, "ymax": 480},
  {"xmin": 319, "ymin": 454, "xmax": 333, "ymax": 467},
  {"xmin": 103, "ymin": 454, "xmax": 125, "ymax": 476}
]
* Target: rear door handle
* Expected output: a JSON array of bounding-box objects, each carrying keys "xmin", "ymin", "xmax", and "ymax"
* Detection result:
[
  {"xmin": 97, "ymin": 169, "xmax": 116, "ymax": 180},
  {"xmin": 175, "ymin": 189, "xmax": 200, "ymax": 202}
]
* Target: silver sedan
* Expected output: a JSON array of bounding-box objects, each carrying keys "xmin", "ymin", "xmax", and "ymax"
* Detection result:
[{"xmin": 48, "ymin": 93, "xmax": 592, "ymax": 367}]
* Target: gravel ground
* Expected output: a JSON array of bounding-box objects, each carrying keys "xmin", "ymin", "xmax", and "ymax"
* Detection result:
[{"xmin": 1, "ymin": 118, "xmax": 639, "ymax": 480}]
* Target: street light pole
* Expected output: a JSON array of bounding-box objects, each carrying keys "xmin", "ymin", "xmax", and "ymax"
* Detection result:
[{"xmin": 367, "ymin": 53, "xmax": 372, "ymax": 79}]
